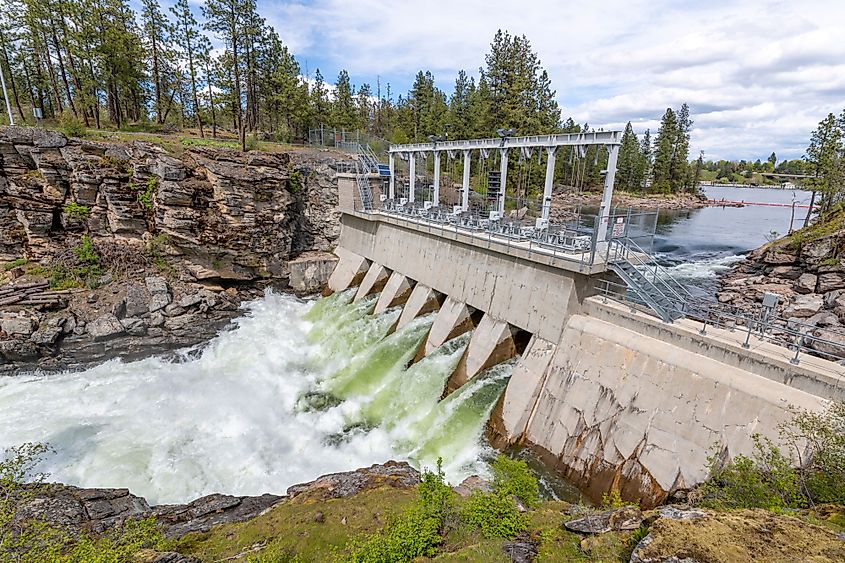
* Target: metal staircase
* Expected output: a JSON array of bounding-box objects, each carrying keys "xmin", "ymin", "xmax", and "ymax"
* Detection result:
[
  {"xmin": 607, "ymin": 238, "xmax": 695, "ymax": 323},
  {"xmin": 354, "ymin": 160, "xmax": 374, "ymax": 211}
]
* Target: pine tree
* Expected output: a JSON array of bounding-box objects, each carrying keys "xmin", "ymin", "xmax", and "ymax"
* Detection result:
[
  {"xmin": 331, "ymin": 69, "xmax": 355, "ymax": 131},
  {"xmin": 805, "ymin": 113, "xmax": 844, "ymax": 217},
  {"xmin": 310, "ymin": 68, "xmax": 329, "ymax": 128},
  {"xmin": 616, "ymin": 122, "xmax": 641, "ymax": 191},
  {"xmin": 448, "ymin": 70, "xmax": 472, "ymax": 140},
  {"xmin": 671, "ymin": 103, "xmax": 692, "ymax": 189},
  {"xmin": 652, "ymin": 108, "xmax": 678, "ymax": 193},
  {"xmin": 204, "ymin": 0, "xmax": 246, "ymax": 147},
  {"xmin": 355, "ymin": 82, "xmax": 372, "ymax": 132},
  {"xmin": 638, "ymin": 129, "xmax": 652, "ymax": 188},
  {"xmin": 140, "ymin": 0, "xmax": 173, "ymax": 124},
  {"xmin": 171, "ymin": 0, "xmax": 203, "ymax": 135}
]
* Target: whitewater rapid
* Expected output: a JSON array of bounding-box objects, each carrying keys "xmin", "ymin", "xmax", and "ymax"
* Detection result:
[{"xmin": 0, "ymin": 290, "xmax": 510, "ymax": 504}]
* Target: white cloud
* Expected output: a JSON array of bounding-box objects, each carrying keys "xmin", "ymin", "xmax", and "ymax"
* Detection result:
[{"xmin": 261, "ymin": 0, "xmax": 845, "ymax": 160}]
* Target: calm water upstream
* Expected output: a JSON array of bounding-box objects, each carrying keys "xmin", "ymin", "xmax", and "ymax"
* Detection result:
[{"xmin": 655, "ymin": 185, "xmax": 814, "ymax": 293}]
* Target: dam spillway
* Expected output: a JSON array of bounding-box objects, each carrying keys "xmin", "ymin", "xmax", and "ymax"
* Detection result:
[{"xmin": 328, "ymin": 170, "xmax": 845, "ymax": 507}]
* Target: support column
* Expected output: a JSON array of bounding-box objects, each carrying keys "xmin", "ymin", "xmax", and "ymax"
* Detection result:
[
  {"xmin": 541, "ymin": 147, "xmax": 557, "ymax": 221},
  {"xmin": 596, "ymin": 144, "xmax": 620, "ymax": 243},
  {"xmin": 388, "ymin": 153, "xmax": 395, "ymax": 199},
  {"xmin": 409, "ymin": 153, "xmax": 416, "ymax": 202},
  {"xmin": 462, "ymin": 150, "xmax": 471, "ymax": 211},
  {"xmin": 498, "ymin": 148, "xmax": 508, "ymax": 214},
  {"xmin": 433, "ymin": 151, "xmax": 441, "ymax": 206}
]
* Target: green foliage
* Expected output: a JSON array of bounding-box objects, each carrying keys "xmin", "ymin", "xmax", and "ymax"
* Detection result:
[
  {"xmin": 345, "ymin": 460, "xmax": 453, "ymax": 563},
  {"xmin": 3, "ymin": 258, "xmax": 27, "ymax": 271},
  {"xmin": 459, "ymin": 455, "xmax": 539, "ymax": 539},
  {"xmin": 491, "ymin": 455, "xmax": 540, "ymax": 509},
  {"xmin": 244, "ymin": 134, "xmax": 260, "ymax": 152},
  {"xmin": 289, "ymin": 169, "xmax": 304, "ymax": 193},
  {"xmin": 48, "ymin": 236, "xmax": 103, "ymax": 289},
  {"xmin": 601, "ymin": 489, "xmax": 638, "ymax": 509},
  {"xmin": 698, "ymin": 402, "xmax": 845, "ymax": 510},
  {"xmin": 59, "ymin": 112, "xmax": 86, "ymax": 138},
  {"xmin": 63, "ymin": 202, "xmax": 91, "ymax": 221},
  {"xmin": 462, "ymin": 489, "xmax": 527, "ymax": 539},
  {"xmin": 138, "ymin": 176, "xmax": 159, "ymax": 211}
]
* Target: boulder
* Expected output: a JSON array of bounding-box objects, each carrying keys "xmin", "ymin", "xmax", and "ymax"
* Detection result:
[
  {"xmin": 805, "ymin": 311, "xmax": 840, "ymax": 327},
  {"xmin": 164, "ymin": 303, "xmax": 186, "ymax": 317},
  {"xmin": 87, "ymin": 314, "xmax": 125, "ymax": 341},
  {"xmin": 810, "ymin": 328, "xmax": 845, "ymax": 359},
  {"xmin": 769, "ymin": 265, "xmax": 803, "ymax": 280},
  {"xmin": 1, "ymin": 314, "xmax": 37, "ymax": 336},
  {"xmin": 794, "ymin": 273, "xmax": 817, "ymax": 294},
  {"xmin": 124, "ymin": 285, "xmax": 150, "ymax": 318},
  {"xmin": 453, "ymin": 476, "xmax": 493, "ymax": 497},
  {"xmin": 285, "ymin": 461, "xmax": 421, "ymax": 502},
  {"xmin": 178, "ymin": 292, "xmax": 204, "ymax": 308},
  {"xmin": 564, "ymin": 506, "xmax": 644, "ymax": 534},
  {"xmin": 762, "ymin": 250, "xmax": 797, "ymax": 265},
  {"xmin": 30, "ymin": 325, "xmax": 63, "ymax": 345},
  {"xmin": 145, "ymin": 276, "xmax": 169, "ymax": 295},
  {"xmin": 784, "ymin": 294, "xmax": 823, "ymax": 318},
  {"xmin": 148, "ymin": 292, "xmax": 171, "ymax": 313},
  {"xmin": 817, "ymin": 272, "xmax": 845, "ymax": 293},
  {"xmin": 120, "ymin": 317, "xmax": 147, "ymax": 336}
]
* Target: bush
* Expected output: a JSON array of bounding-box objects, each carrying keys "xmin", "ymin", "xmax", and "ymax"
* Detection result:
[
  {"xmin": 491, "ymin": 455, "xmax": 540, "ymax": 509},
  {"xmin": 3, "ymin": 258, "xmax": 27, "ymax": 271},
  {"xmin": 462, "ymin": 489, "xmax": 527, "ymax": 539},
  {"xmin": 63, "ymin": 202, "xmax": 91, "ymax": 222},
  {"xmin": 346, "ymin": 460, "xmax": 454, "ymax": 563},
  {"xmin": 138, "ymin": 177, "xmax": 158, "ymax": 211},
  {"xmin": 58, "ymin": 112, "xmax": 86, "ymax": 138},
  {"xmin": 697, "ymin": 402, "xmax": 845, "ymax": 509},
  {"xmin": 48, "ymin": 236, "xmax": 103, "ymax": 289}
]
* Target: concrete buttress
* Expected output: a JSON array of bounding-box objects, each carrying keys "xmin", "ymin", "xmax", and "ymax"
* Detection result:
[
  {"xmin": 397, "ymin": 284, "xmax": 442, "ymax": 330},
  {"xmin": 354, "ymin": 263, "xmax": 391, "ymax": 301},
  {"xmin": 446, "ymin": 314, "xmax": 517, "ymax": 395},
  {"xmin": 424, "ymin": 296, "xmax": 475, "ymax": 356},
  {"xmin": 327, "ymin": 247, "xmax": 369, "ymax": 293},
  {"xmin": 373, "ymin": 272, "xmax": 415, "ymax": 315}
]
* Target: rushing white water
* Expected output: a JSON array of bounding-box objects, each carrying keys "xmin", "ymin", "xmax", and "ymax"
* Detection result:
[{"xmin": 0, "ymin": 290, "xmax": 510, "ymax": 505}]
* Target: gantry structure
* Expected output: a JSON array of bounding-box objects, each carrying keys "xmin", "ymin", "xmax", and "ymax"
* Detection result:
[{"xmin": 387, "ymin": 130, "xmax": 623, "ymax": 242}]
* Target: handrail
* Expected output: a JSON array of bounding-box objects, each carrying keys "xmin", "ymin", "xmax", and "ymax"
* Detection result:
[{"xmin": 608, "ymin": 237, "xmax": 694, "ymax": 307}]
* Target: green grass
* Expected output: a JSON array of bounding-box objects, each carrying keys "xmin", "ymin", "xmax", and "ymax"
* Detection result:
[{"xmin": 3, "ymin": 258, "xmax": 27, "ymax": 271}]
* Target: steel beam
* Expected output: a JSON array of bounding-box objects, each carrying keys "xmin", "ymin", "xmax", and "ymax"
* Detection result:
[
  {"xmin": 409, "ymin": 153, "xmax": 416, "ymax": 202},
  {"xmin": 499, "ymin": 149, "xmax": 508, "ymax": 214},
  {"xmin": 389, "ymin": 131, "xmax": 621, "ymax": 154},
  {"xmin": 462, "ymin": 150, "xmax": 471, "ymax": 211},
  {"xmin": 596, "ymin": 145, "xmax": 620, "ymax": 243},
  {"xmin": 388, "ymin": 153, "xmax": 395, "ymax": 199},
  {"xmin": 433, "ymin": 151, "xmax": 441, "ymax": 205},
  {"xmin": 542, "ymin": 147, "xmax": 557, "ymax": 221}
]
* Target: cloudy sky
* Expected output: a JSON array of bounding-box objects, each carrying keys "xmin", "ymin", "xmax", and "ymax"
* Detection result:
[{"xmin": 249, "ymin": 0, "xmax": 843, "ymax": 161}]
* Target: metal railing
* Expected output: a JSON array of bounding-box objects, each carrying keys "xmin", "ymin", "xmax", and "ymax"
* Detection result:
[
  {"xmin": 357, "ymin": 196, "xmax": 662, "ymax": 271},
  {"xmin": 595, "ymin": 277, "xmax": 845, "ymax": 366}
]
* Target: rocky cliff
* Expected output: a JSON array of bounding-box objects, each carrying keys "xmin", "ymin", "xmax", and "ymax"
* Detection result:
[
  {"xmin": 0, "ymin": 126, "xmax": 349, "ymax": 372},
  {"xmin": 717, "ymin": 207, "xmax": 845, "ymax": 357}
]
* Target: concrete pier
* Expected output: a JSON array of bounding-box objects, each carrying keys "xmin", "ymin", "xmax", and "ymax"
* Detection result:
[
  {"xmin": 397, "ymin": 284, "xmax": 441, "ymax": 330},
  {"xmin": 354, "ymin": 263, "xmax": 390, "ymax": 301},
  {"xmin": 447, "ymin": 315, "xmax": 517, "ymax": 394},
  {"xmin": 373, "ymin": 272, "xmax": 415, "ymax": 315}
]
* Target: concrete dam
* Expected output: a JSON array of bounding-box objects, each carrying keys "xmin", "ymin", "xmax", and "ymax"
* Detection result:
[{"xmin": 324, "ymin": 134, "xmax": 845, "ymax": 507}]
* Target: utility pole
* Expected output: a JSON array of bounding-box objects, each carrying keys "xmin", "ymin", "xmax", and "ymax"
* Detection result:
[{"xmin": 0, "ymin": 62, "xmax": 14, "ymax": 126}]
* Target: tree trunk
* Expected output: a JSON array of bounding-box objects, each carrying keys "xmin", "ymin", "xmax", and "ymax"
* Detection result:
[
  {"xmin": 805, "ymin": 190, "xmax": 817, "ymax": 228},
  {"xmin": 205, "ymin": 61, "xmax": 216, "ymax": 138}
]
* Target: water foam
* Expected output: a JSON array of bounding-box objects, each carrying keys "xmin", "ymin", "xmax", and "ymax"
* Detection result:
[{"xmin": 0, "ymin": 291, "xmax": 509, "ymax": 504}]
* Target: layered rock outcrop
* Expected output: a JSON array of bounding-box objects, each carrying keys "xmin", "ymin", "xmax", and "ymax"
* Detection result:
[
  {"xmin": 0, "ymin": 126, "xmax": 345, "ymax": 281},
  {"xmin": 0, "ymin": 126, "xmax": 351, "ymax": 371},
  {"xmin": 718, "ymin": 227, "xmax": 845, "ymax": 358}
]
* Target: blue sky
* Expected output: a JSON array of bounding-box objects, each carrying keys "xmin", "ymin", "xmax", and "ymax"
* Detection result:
[{"xmin": 185, "ymin": 0, "xmax": 845, "ymax": 161}]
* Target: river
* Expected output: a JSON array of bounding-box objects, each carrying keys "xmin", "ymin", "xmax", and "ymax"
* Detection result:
[
  {"xmin": 656, "ymin": 185, "xmax": 814, "ymax": 294},
  {"xmin": 0, "ymin": 186, "xmax": 812, "ymax": 505}
]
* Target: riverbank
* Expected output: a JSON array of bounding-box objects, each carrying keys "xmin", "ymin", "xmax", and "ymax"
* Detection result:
[
  {"xmin": 716, "ymin": 204, "xmax": 845, "ymax": 357},
  {"xmin": 0, "ymin": 126, "xmax": 345, "ymax": 372},
  {"xmin": 9, "ymin": 459, "xmax": 845, "ymax": 562},
  {"xmin": 552, "ymin": 189, "xmax": 707, "ymax": 212}
]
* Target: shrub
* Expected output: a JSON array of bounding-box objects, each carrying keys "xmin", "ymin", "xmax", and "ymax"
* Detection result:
[
  {"xmin": 462, "ymin": 489, "xmax": 527, "ymax": 539},
  {"xmin": 345, "ymin": 460, "xmax": 454, "ymax": 563},
  {"xmin": 48, "ymin": 236, "xmax": 103, "ymax": 289},
  {"xmin": 63, "ymin": 202, "xmax": 91, "ymax": 222},
  {"xmin": 138, "ymin": 177, "xmax": 158, "ymax": 211},
  {"xmin": 3, "ymin": 258, "xmax": 27, "ymax": 271},
  {"xmin": 491, "ymin": 455, "xmax": 540, "ymax": 509},
  {"xmin": 244, "ymin": 133, "xmax": 260, "ymax": 152},
  {"xmin": 601, "ymin": 489, "xmax": 638, "ymax": 509},
  {"xmin": 697, "ymin": 402, "xmax": 845, "ymax": 509},
  {"xmin": 58, "ymin": 112, "xmax": 86, "ymax": 138}
]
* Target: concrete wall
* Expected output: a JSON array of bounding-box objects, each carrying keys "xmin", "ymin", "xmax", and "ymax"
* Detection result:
[
  {"xmin": 491, "ymin": 306, "xmax": 831, "ymax": 507},
  {"xmin": 336, "ymin": 213, "xmax": 600, "ymax": 342}
]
